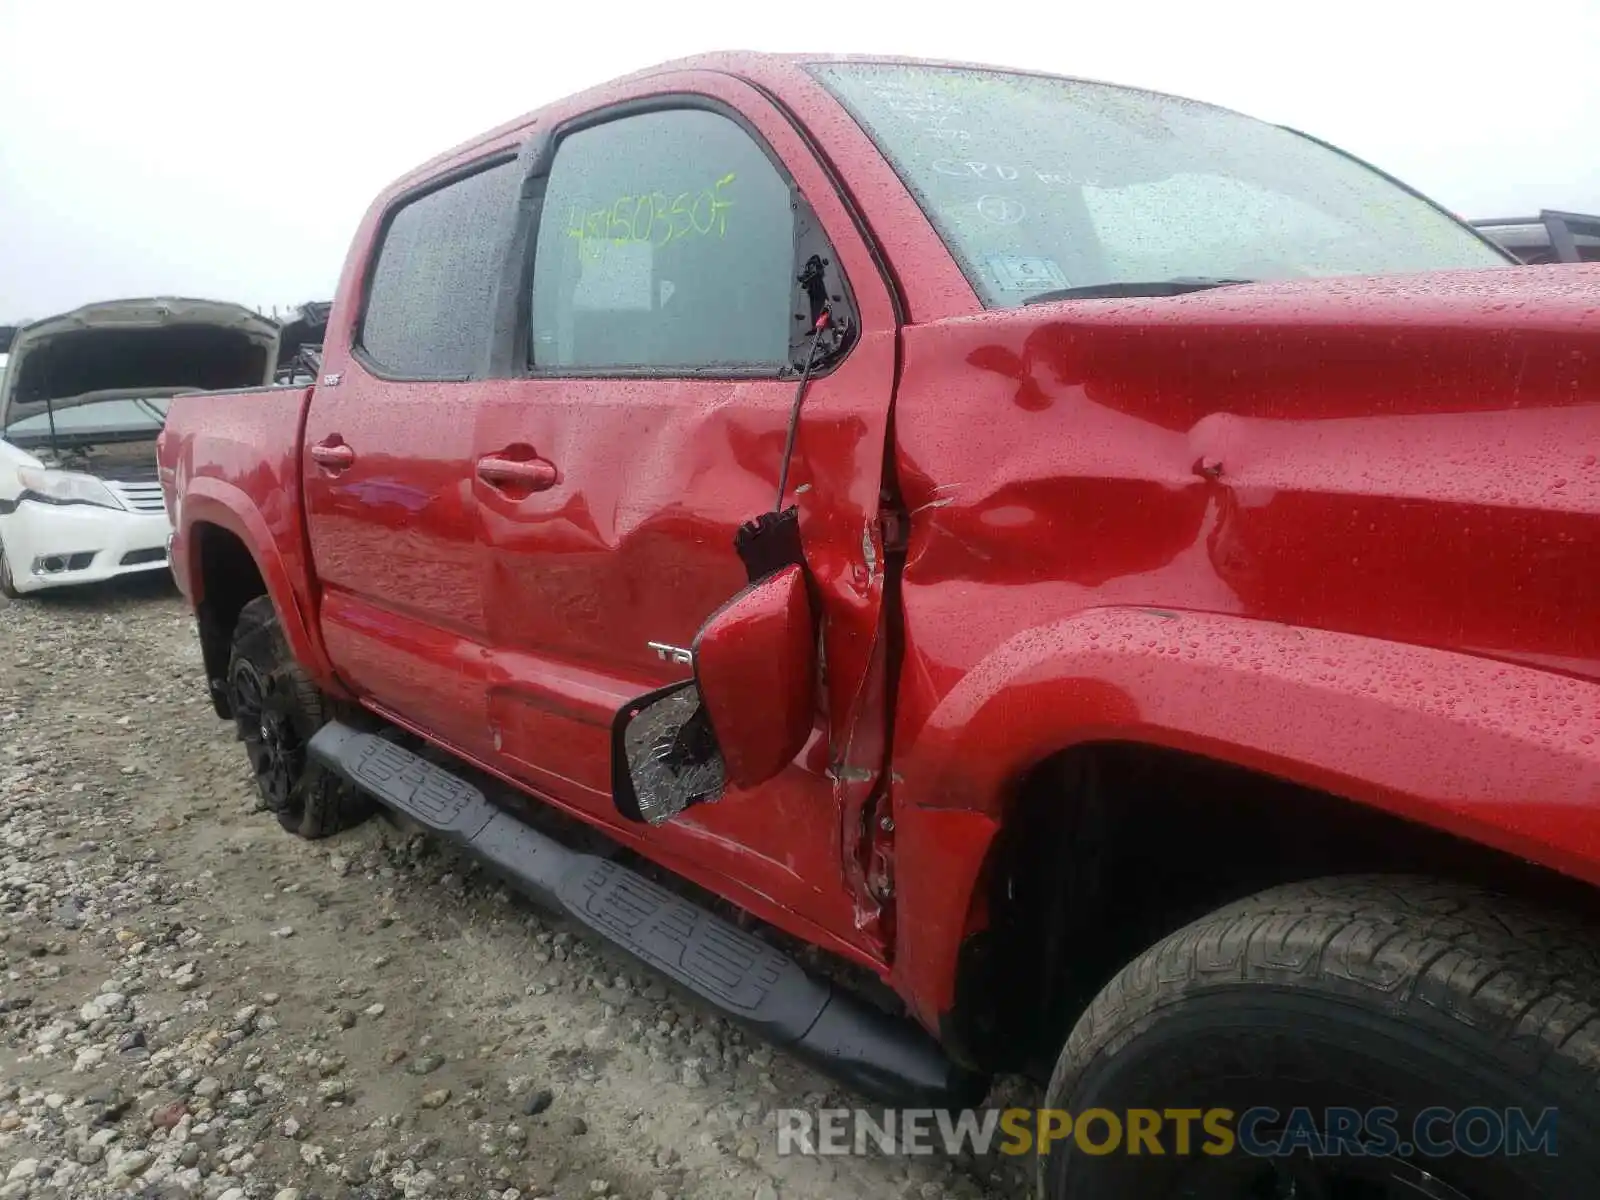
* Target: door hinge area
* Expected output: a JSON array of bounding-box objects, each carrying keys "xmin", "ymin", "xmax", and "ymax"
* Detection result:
[
  {"xmin": 868, "ymin": 809, "xmax": 896, "ymax": 901},
  {"xmin": 877, "ymin": 508, "xmax": 909, "ymax": 556}
]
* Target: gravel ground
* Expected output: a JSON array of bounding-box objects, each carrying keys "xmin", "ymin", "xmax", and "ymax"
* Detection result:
[{"xmin": 0, "ymin": 577, "xmax": 1033, "ymax": 1200}]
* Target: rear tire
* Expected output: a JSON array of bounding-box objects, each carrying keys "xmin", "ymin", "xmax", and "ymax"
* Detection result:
[
  {"xmin": 1040, "ymin": 875, "xmax": 1600, "ymax": 1199},
  {"xmin": 226, "ymin": 595, "xmax": 368, "ymax": 839}
]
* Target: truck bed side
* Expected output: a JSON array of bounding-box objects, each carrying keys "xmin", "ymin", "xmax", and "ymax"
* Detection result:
[{"xmin": 158, "ymin": 384, "xmax": 337, "ymax": 711}]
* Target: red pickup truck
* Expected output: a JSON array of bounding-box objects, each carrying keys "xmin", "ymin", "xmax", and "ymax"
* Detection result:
[{"xmin": 158, "ymin": 54, "xmax": 1600, "ymax": 1197}]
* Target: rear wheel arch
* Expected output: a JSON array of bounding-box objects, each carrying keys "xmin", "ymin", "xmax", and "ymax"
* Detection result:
[
  {"xmin": 182, "ymin": 496, "xmax": 337, "ymax": 716},
  {"xmin": 189, "ymin": 521, "xmax": 273, "ymax": 718}
]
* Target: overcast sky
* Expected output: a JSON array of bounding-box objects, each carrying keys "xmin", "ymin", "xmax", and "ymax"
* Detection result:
[{"xmin": 2, "ymin": 0, "xmax": 1597, "ymax": 323}]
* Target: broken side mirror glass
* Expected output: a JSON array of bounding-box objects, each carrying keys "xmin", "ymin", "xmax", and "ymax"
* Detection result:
[
  {"xmin": 611, "ymin": 562, "xmax": 817, "ymax": 826},
  {"xmin": 613, "ymin": 264, "xmax": 836, "ymax": 828}
]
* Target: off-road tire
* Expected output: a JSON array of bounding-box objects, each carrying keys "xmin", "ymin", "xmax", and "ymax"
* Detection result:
[
  {"xmin": 226, "ymin": 595, "xmax": 368, "ymax": 839},
  {"xmin": 1041, "ymin": 875, "xmax": 1600, "ymax": 1198}
]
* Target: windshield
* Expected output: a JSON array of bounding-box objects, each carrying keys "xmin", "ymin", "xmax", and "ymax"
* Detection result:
[
  {"xmin": 4, "ymin": 397, "xmax": 169, "ymax": 443},
  {"xmin": 808, "ymin": 63, "xmax": 1509, "ymax": 307}
]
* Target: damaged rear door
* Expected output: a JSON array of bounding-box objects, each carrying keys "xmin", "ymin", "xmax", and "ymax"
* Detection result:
[{"xmin": 471, "ymin": 76, "xmax": 901, "ymax": 951}]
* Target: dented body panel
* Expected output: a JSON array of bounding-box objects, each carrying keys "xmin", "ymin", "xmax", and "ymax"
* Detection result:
[
  {"xmin": 158, "ymin": 51, "xmax": 1600, "ymax": 1050},
  {"xmin": 887, "ymin": 268, "xmax": 1600, "ymax": 1020}
]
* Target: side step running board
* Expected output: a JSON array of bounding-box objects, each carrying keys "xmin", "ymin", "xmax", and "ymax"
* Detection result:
[{"xmin": 307, "ymin": 722, "xmax": 985, "ymax": 1109}]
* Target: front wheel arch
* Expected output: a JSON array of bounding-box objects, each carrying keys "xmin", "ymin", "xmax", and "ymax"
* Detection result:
[
  {"xmin": 891, "ymin": 608, "xmax": 1600, "ymax": 1052},
  {"xmin": 901, "ymin": 609, "xmax": 1600, "ymax": 884},
  {"xmin": 932, "ymin": 741, "xmax": 1600, "ymax": 1079}
]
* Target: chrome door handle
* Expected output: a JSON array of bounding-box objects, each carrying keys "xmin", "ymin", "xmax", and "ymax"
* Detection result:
[
  {"xmin": 476, "ymin": 455, "xmax": 558, "ymax": 492},
  {"xmin": 310, "ymin": 440, "xmax": 355, "ymax": 470}
]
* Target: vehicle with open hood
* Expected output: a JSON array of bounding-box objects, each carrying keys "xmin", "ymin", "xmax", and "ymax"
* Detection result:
[
  {"xmin": 0, "ymin": 297, "xmax": 278, "ymax": 596},
  {"xmin": 157, "ymin": 55, "xmax": 1600, "ymax": 1197},
  {"xmin": 272, "ymin": 300, "xmax": 332, "ymax": 386}
]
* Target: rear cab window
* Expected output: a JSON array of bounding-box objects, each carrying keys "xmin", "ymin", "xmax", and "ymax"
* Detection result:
[
  {"xmin": 807, "ymin": 63, "xmax": 1508, "ymax": 307},
  {"xmin": 359, "ymin": 159, "xmax": 522, "ymax": 379}
]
